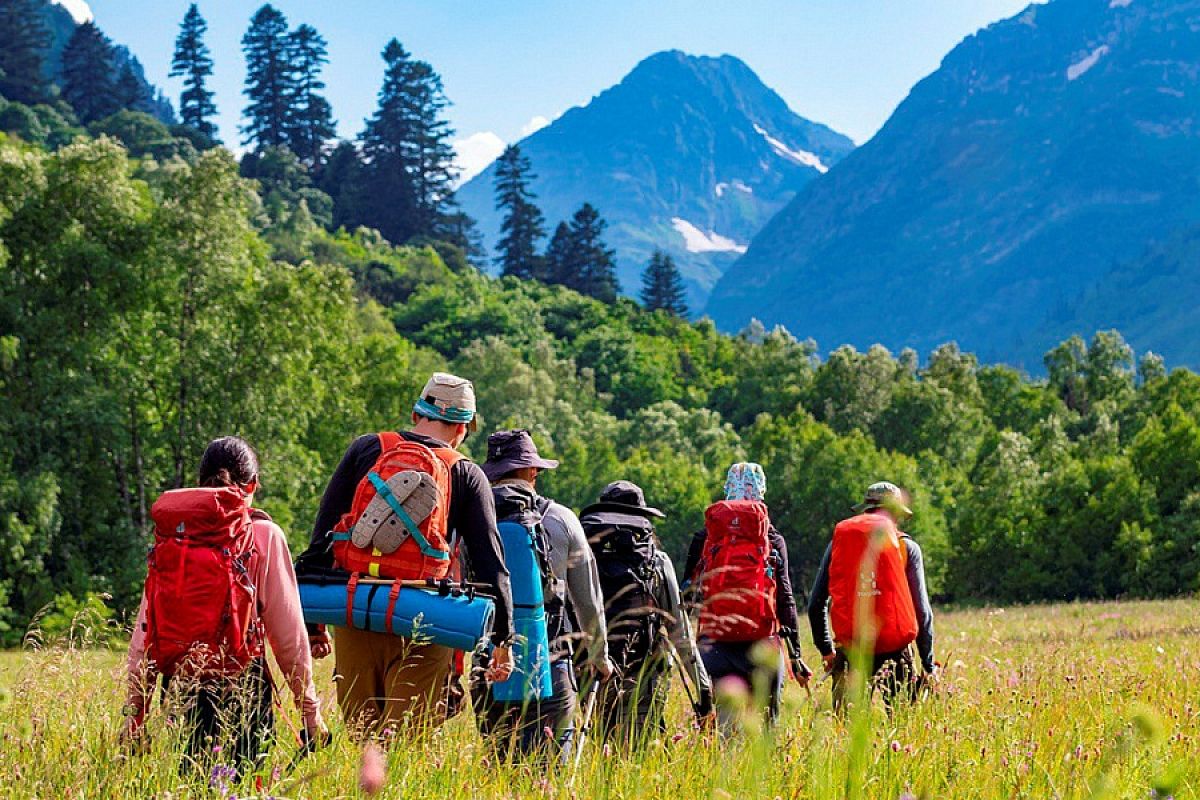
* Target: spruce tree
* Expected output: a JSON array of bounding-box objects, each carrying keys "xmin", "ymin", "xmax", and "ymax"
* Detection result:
[
  {"xmin": 0, "ymin": 0, "xmax": 51, "ymax": 105},
  {"xmin": 116, "ymin": 58, "xmax": 154, "ymax": 114},
  {"xmin": 61, "ymin": 22, "xmax": 121, "ymax": 124},
  {"xmin": 170, "ymin": 3, "xmax": 218, "ymax": 139},
  {"xmin": 543, "ymin": 221, "xmax": 575, "ymax": 287},
  {"xmin": 285, "ymin": 23, "xmax": 335, "ymax": 166},
  {"xmin": 359, "ymin": 39, "xmax": 459, "ymax": 243},
  {"xmin": 240, "ymin": 4, "xmax": 292, "ymax": 149},
  {"xmin": 564, "ymin": 203, "xmax": 619, "ymax": 303},
  {"xmin": 640, "ymin": 249, "xmax": 689, "ymax": 316},
  {"xmin": 493, "ymin": 144, "xmax": 545, "ymax": 280}
]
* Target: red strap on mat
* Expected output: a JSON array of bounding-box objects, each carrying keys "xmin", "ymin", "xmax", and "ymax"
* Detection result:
[
  {"xmin": 346, "ymin": 573, "xmax": 360, "ymax": 627},
  {"xmin": 384, "ymin": 581, "xmax": 403, "ymax": 635}
]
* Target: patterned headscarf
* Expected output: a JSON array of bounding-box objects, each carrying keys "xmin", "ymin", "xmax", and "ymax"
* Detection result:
[{"xmin": 724, "ymin": 462, "xmax": 767, "ymax": 502}]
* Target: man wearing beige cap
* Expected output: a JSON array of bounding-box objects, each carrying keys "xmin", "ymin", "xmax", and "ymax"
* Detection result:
[{"xmin": 297, "ymin": 372, "xmax": 514, "ymax": 733}]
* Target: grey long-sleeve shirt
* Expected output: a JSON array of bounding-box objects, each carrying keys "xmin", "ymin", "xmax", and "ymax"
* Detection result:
[
  {"xmin": 652, "ymin": 552, "xmax": 712, "ymax": 699},
  {"xmin": 807, "ymin": 534, "xmax": 936, "ymax": 673}
]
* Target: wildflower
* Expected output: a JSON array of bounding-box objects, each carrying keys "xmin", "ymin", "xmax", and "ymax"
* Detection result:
[
  {"xmin": 671, "ymin": 732, "xmax": 685, "ymax": 744},
  {"xmin": 899, "ymin": 793, "xmax": 918, "ymax": 800},
  {"xmin": 890, "ymin": 740, "xmax": 902, "ymax": 753},
  {"xmin": 359, "ymin": 743, "xmax": 386, "ymax": 795}
]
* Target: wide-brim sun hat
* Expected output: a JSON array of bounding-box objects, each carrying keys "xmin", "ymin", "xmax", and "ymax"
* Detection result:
[
  {"xmin": 481, "ymin": 429, "xmax": 560, "ymax": 482},
  {"xmin": 580, "ymin": 479, "xmax": 666, "ymax": 520}
]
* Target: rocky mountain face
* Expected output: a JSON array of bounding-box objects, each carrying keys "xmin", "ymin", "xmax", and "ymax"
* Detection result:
[
  {"xmin": 709, "ymin": 0, "xmax": 1200, "ymax": 368},
  {"xmin": 456, "ymin": 50, "xmax": 854, "ymax": 308}
]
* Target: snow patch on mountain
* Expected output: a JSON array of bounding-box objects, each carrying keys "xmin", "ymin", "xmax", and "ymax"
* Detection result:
[
  {"xmin": 1067, "ymin": 45, "xmax": 1110, "ymax": 81},
  {"xmin": 671, "ymin": 218, "xmax": 747, "ymax": 254},
  {"xmin": 53, "ymin": 0, "xmax": 92, "ymax": 23},
  {"xmin": 715, "ymin": 180, "xmax": 754, "ymax": 198},
  {"xmin": 753, "ymin": 124, "xmax": 829, "ymax": 173}
]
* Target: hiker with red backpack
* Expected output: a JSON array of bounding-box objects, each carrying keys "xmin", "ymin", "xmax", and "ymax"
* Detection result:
[
  {"xmin": 471, "ymin": 429, "xmax": 614, "ymax": 761},
  {"xmin": 807, "ymin": 481, "xmax": 937, "ymax": 711},
  {"xmin": 581, "ymin": 481, "xmax": 713, "ymax": 746},
  {"xmin": 684, "ymin": 462, "xmax": 811, "ymax": 729},
  {"xmin": 122, "ymin": 437, "xmax": 328, "ymax": 765},
  {"xmin": 295, "ymin": 372, "xmax": 515, "ymax": 733}
]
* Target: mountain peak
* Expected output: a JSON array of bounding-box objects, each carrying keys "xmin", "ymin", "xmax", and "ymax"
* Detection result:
[{"xmin": 456, "ymin": 51, "xmax": 854, "ymax": 309}]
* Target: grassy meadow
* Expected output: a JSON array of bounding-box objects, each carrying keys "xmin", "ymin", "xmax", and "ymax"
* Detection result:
[{"xmin": 0, "ymin": 599, "xmax": 1196, "ymax": 799}]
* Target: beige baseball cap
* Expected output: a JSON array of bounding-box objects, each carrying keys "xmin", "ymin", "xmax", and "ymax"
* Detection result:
[{"xmin": 414, "ymin": 372, "xmax": 478, "ymax": 431}]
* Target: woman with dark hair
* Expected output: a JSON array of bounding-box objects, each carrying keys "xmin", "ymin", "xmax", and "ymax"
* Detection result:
[{"xmin": 122, "ymin": 436, "xmax": 327, "ymax": 767}]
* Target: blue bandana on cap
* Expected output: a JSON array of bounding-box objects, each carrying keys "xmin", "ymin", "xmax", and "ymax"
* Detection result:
[
  {"xmin": 413, "ymin": 398, "xmax": 475, "ymax": 424},
  {"xmin": 724, "ymin": 462, "xmax": 767, "ymax": 502}
]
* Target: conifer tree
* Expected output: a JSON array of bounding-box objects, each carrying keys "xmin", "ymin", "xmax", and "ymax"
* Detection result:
[
  {"xmin": 170, "ymin": 3, "xmax": 218, "ymax": 139},
  {"xmin": 543, "ymin": 221, "xmax": 575, "ymax": 287},
  {"xmin": 285, "ymin": 23, "xmax": 335, "ymax": 165},
  {"xmin": 563, "ymin": 203, "xmax": 619, "ymax": 303},
  {"xmin": 61, "ymin": 21, "xmax": 121, "ymax": 124},
  {"xmin": 117, "ymin": 58, "xmax": 154, "ymax": 115},
  {"xmin": 240, "ymin": 4, "xmax": 292, "ymax": 149},
  {"xmin": 359, "ymin": 39, "xmax": 460, "ymax": 243},
  {"xmin": 0, "ymin": 0, "xmax": 51, "ymax": 105},
  {"xmin": 640, "ymin": 249, "xmax": 689, "ymax": 316},
  {"xmin": 493, "ymin": 144, "xmax": 545, "ymax": 280}
]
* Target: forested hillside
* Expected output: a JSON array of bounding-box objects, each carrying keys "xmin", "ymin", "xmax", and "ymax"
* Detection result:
[{"xmin": 3, "ymin": 123, "xmax": 1200, "ymax": 643}]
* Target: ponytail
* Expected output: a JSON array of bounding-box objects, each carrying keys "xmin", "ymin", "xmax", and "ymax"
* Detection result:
[{"xmin": 198, "ymin": 436, "xmax": 259, "ymax": 489}]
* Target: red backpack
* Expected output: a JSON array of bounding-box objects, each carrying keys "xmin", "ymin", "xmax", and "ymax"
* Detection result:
[
  {"xmin": 827, "ymin": 513, "xmax": 918, "ymax": 654},
  {"xmin": 144, "ymin": 486, "xmax": 266, "ymax": 679},
  {"xmin": 697, "ymin": 500, "xmax": 778, "ymax": 642},
  {"xmin": 330, "ymin": 432, "xmax": 462, "ymax": 581}
]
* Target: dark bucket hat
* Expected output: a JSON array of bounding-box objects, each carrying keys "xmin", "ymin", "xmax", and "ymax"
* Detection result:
[
  {"xmin": 580, "ymin": 480, "xmax": 666, "ymax": 525},
  {"xmin": 481, "ymin": 429, "xmax": 560, "ymax": 482}
]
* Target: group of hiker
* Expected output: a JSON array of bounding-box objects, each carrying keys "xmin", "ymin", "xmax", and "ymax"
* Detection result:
[{"xmin": 121, "ymin": 370, "xmax": 938, "ymax": 770}]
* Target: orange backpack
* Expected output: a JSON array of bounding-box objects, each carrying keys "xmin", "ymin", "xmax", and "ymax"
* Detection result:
[
  {"xmin": 827, "ymin": 512, "xmax": 917, "ymax": 655},
  {"xmin": 331, "ymin": 432, "xmax": 462, "ymax": 580}
]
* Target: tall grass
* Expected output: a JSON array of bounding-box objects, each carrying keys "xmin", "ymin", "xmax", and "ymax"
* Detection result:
[{"xmin": 0, "ymin": 599, "xmax": 1195, "ymax": 799}]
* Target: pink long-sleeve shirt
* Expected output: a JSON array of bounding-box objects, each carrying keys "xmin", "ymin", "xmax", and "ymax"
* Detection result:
[{"xmin": 126, "ymin": 517, "xmax": 323, "ymax": 729}]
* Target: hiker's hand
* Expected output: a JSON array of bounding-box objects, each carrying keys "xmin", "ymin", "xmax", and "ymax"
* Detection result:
[
  {"xmin": 822, "ymin": 653, "xmax": 837, "ymax": 674},
  {"xmin": 310, "ymin": 626, "xmax": 332, "ymax": 660},
  {"xmin": 594, "ymin": 655, "xmax": 615, "ymax": 681},
  {"xmin": 302, "ymin": 715, "xmax": 331, "ymax": 751},
  {"xmin": 926, "ymin": 663, "xmax": 942, "ymax": 685},
  {"xmin": 791, "ymin": 658, "xmax": 813, "ymax": 687},
  {"xmin": 485, "ymin": 644, "xmax": 513, "ymax": 683}
]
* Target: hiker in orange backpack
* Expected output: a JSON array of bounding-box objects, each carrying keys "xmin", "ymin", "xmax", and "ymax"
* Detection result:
[
  {"xmin": 807, "ymin": 481, "xmax": 937, "ymax": 711},
  {"xmin": 122, "ymin": 437, "xmax": 328, "ymax": 765},
  {"xmin": 295, "ymin": 372, "xmax": 514, "ymax": 734},
  {"xmin": 684, "ymin": 462, "xmax": 811, "ymax": 730}
]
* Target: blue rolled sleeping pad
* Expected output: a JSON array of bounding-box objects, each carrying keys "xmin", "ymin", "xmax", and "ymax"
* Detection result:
[
  {"xmin": 298, "ymin": 574, "xmax": 495, "ymax": 653},
  {"xmin": 491, "ymin": 518, "xmax": 553, "ymax": 702}
]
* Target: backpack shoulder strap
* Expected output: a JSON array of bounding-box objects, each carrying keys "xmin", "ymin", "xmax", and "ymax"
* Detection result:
[{"xmin": 377, "ymin": 431, "xmax": 403, "ymax": 452}]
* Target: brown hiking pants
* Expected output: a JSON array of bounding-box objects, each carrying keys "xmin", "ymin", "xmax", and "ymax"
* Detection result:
[
  {"xmin": 334, "ymin": 626, "xmax": 454, "ymax": 735},
  {"xmin": 830, "ymin": 646, "xmax": 917, "ymax": 713}
]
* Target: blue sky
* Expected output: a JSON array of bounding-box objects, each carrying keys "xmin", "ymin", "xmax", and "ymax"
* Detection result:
[{"xmin": 66, "ymin": 0, "xmax": 1037, "ymax": 179}]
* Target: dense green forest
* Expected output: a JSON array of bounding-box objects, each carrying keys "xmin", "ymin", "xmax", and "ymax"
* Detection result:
[{"xmin": 2, "ymin": 2, "xmax": 1199, "ymax": 645}]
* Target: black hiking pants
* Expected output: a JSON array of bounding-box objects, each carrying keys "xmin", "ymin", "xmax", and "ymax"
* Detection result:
[
  {"xmin": 166, "ymin": 658, "xmax": 275, "ymax": 769},
  {"xmin": 596, "ymin": 659, "xmax": 669, "ymax": 748},
  {"xmin": 700, "ymin": 639, "xmax": 785, "ymax": 727},
  {"xmin": 830, "ymin": 646, "xmax": 916, "ymax": 713}
]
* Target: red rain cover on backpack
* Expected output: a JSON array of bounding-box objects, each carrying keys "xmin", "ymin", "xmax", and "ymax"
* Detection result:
[
  {"xmin": 828, "ymin": 513, "xmax": 918, "ymax": 654},
  {"xmin": 144, "ymin": 486, "xmax": 265, "ymax": 679},
  {"xmin": 698, "ymin": 500, "xmax": 777, "ymax": 642},
  {"xmin": 331, "ymin": 432, "xmax": 463, "ymax": 581}
]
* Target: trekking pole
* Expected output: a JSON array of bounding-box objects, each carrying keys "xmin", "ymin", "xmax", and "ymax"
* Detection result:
[{"xmin": 572, "ymin": 674, "xmax": 600, "ymax": 774}]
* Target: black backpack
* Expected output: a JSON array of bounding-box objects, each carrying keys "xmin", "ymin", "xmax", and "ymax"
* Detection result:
[{"xmin": 581, "ymin": 513, "xmax": 663, "ymax": 674}]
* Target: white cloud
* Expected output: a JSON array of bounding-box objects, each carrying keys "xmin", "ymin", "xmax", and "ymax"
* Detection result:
[
  {"xmin": 520, "ymin": 115, "xmax": 550, "ymax": 138},
  {"xmin": 53, "ymin": 0, "xmax": 93, "ymax": 24},
  {"xmin": 1109, "ymin": 0, "xmax": 1133, "ymax": 8},
  {"xmin": 753, "ymin": 123, "xmax": 829, "ymax": 174},
  {"xmin": 1067, "ymin": 45, "xmax": 1109, "ymax": 81},
  {"xmin": 671, "ymin": 218, "xmax": 747, "ymax": 254},
  {"xmin": 452, "ymin": 131, "xmax": 506, "ymax": 185}
]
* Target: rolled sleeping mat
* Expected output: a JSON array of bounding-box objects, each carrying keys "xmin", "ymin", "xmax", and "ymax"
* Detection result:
[
  {"xmin": 298, "ymin": 578, "xmax": 495, "ymax": 653},
  {"xmin": 491, "ymin": 519, "xmax": 553, "ymax": 702}
]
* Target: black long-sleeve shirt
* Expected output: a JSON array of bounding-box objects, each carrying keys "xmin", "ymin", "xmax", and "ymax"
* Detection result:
[
  {"xmin": 806, "ymin": 533, "xmax": 935, "ymax": 672},
  {"xmin": 296, "ymin": 432, "xmax": 513, "ymax": 645},
  {"xmin": 683, "ymin": 523, "xmax": 802, "ymax": 651}
]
